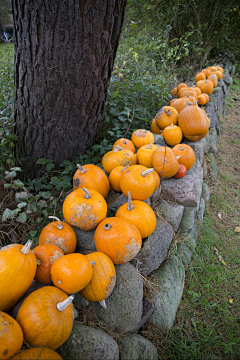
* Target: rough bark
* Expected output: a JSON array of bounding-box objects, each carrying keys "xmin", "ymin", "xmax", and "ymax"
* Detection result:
[{"xmin": 12, "ymin": 0, "xmax": 127, "ymax": 179}]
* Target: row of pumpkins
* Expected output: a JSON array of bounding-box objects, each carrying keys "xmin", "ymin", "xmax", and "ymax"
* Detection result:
[{"xmin": 0, "ymin": 65, "xmax": 223, "ymax": 360}]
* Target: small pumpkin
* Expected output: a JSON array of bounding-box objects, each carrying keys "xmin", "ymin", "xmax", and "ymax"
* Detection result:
[
  {"xmin": 215, "ymin": 66, "xmax": 224, "ymax": 73},
  {"xmin": 51, "ymin": 253, "xmax": 94, "ymax": 294},
  {"xmin": 16, "ymin": 286, "xmax": 74, "ymax": 350},
  {"xmin": 94, "ymin": 217, "xmax": 142, "ymax": 264},
  {"xmin": 207, "ymin": 66, "xmax": 218, "ymax": 73},
  {"xmin": 178, "ymin": 104, "xmax": 209, "ymax": 141},
  {"xmin": 174, "ymin": 164, "xmax": 187, "ymax": 178},
  {"xmin": 155, "ymin": 106, "xmax": 178, "ymax": 129},
  {"xmin": 197, "ymin": 79, "xmax": 213, "ymax": 94},
  {"xmin": 131, "ymin": 129, "xmax": 155, "ymax": 148},
  {"xmin": 115, "ymin": 191, "xmax": 157, "ymax": 238},
  {"xmin": 170, "ymin": 87, "xmax": 178, "ymax": 96},
  {"xmin": 207, "ymin": 73, "xmax": 218, "ymax": 88},
  {"xmin": 112, "ymin": 138, "xmax": 136, "ymax": 153},
  {"xmin": 195, "ymin": 72, "xmax": 206, "ymax": 82},
  {"xmin": 73, "ymin": 164, "xmax": 109, "ymax": 198},
  {"xmin": 80, "ymin": 252, "xmax": 116, "ymax": 302},
  {"xmin": 0, "ymin": 311, "xmax": 23, "ymax": 360},
  {"xmin": 62, "ymin": 187, "xmax": 107, "ymax": 231},
  {"xmin": 197, "ymin": 94, "xmax": 207, "ymax": 105},
  {"xmin": 170, "ymin": 97, "xmax": 195, "ymax": 113},
  {"xmin": 201, "ymin": 68, "xmax": 211, "ymax": 78},
  {"xmin": 0, "ymin": 240, "xmax": 37, "ymax": 312},
  {"xmin": 137, "ymin": 142, "xmax": 159, "ymax": 168},
  {"xmin": 150, "ymin": 118, "xmax": 163, "ymax": 135},
  {"xmin": 102, "ymin": 145, "xmax": 136, "ymax": 174},
  {"xmin": 214, "ymin": 70, "xmax": 223, "ymax": 80},
  {"xmin": 11, "ymin": 348, "xmax": 63, "ymax": 360},
  {"xmin": 172, "ymin": 144, "xmax": 195, "ymax": 170},
  {"xmin": 177, "ymin": 83, "xmax": 188, "ymax": 92},
  {"xmin": 178, "ymin": 88, "xmax": 198, "ymax": 100},
  {"xmin": 109, "ymin": 165, "xmax": 128, "ymax": 193},
  {"xmin": 33, "ymin": 244, "xmax": 64, "ymax": 284},
  {"xmin": 120, "ymin": 164, "xmax": 156, "ymax": 200},
  {"xmin": 163, "ymin": 123, "xmax": 183, "ymax": 146},
  {"xmin": 151, "ymin": 146, "xmax": 179, "ymax": 178},
  {"xmin": 39, "ymin": 216, "xmax": 77, "ymax": 255}
]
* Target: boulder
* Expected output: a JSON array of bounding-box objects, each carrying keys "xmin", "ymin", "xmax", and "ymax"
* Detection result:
[
  {"xmin": 58, "ymin": 324, "xmax": 119, "ymax": 360},
  {"xmin": 212, "ymin": 87, "xmax": 223, "ymax": 118},
  {"xmin": 203, "ymin": 131, "xmax": 210, "ymax": 154},
  {"xmin": 157, "ymin": 199, "xmax": 184, "ymax": 231},
  {"xmin": 120, "ymin": 334, "xmax": 158, "ymax": 360},
  {"xmin": 153, "ymin": 134, "xmax": 167, "ymax": 147},
  {"xmin": 92, "ymin": 263, "xmax": 143, "ymax": 332},
  {"xmin": 73, "ymin": 292, "xmax": 90, "ymax": 307},
  {"xmin": 128, "ymin": 298, "xmax": 156, "ymax": 334},
  {"xmin": 204, "ymin": 102, "xmax": 221, "ymax": 132},
  {"xmin": 184, "ymin": 138, "xmax": 205, "ymax": 166},
  {"xmin": 162, "ymin": 175, "xmax": 197, "ymax": 207},
  {"xmin": 187, "ymin": 159, "xmax": 203, "ymax": 211},
  {"xmin": 72, "ymin": 226, "xmax": 97, "ymax": 252},
  {"xmin": 202, "ymin": 157, "xmax": 208, "ymax": 179},
  {"xmin": 179, "ymin": 207, "xmax": 196, "ymax": 232},
  {"xmin": 131, "ymin": 217, "xmax": 174, "ymax": 277},
  {"xmin": 197, "ymin": 198, "xmax": 205, "ymax": 223},
  {"xmin": 202, "ymin": 181, "xmax": 211, "ymax": 202},
  {"xmin": 209, "ymin": 127, "xmax": 218, "ymax": 154},
  {"xmin": 223, "ymin": 70, "xmax": 233, "ymax": 86},
  {"xmin": 207, "ymin": 153, "xmax": 218, "ymax": 181}
]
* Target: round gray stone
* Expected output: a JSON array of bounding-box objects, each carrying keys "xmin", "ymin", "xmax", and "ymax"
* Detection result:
[{"xmin": 120, "ymin": 334, "xmax": 158, "ymax": 360}]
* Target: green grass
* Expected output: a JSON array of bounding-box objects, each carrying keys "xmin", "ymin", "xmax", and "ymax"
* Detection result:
[{"xmin": 0, "ymin": 43, "xmax": 14, "ymax": 63}]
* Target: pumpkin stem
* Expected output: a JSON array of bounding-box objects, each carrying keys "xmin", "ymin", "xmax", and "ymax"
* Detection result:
[
  {"xmin": 36, "ymin": 258, "xmax": 41, "ymax": 266},
  {"xmin": 48, "ymin": 216, "xmax": 63, "ymax": 230},
  {"xmin": 170, "ymin": 123, "xmax": 174, "ymax": 128},
  {"xmin": 99, "ymin": 299, "xmax": 107, "ymax": 309},
  {"xmin": 166, "ymin": 109, "xmax": 171, "ymax": 117},
  {"xmin": 104, "ymin": 224, "xmax": 112, "ymax": 231},
  {"xmin": 146, "ymin": 141, "xmax": 153, "ymax": 149},
  {"xmin": 113, "ymin": 145, "xmax": 123, "ymax": 152},
  {"xmin": 57, "ymin": 295, "xmax": 74, "ymax": 312},
  {"xmin": 185, "ymin": 102, "xmax": 193, "ymax": 107},
  {"xmin": 127, "ymin": 191, "xmax": 134, "ymax": 211},
  {"xmin": 122, "ymin": 165, "xmax": 130, "ymax": 172},
  {"xmin": 90, "ymin": 261, "xmax": 95, "ymax": 266},
  {"xmin": 180, "ymin": 147, "xmax": 185, "ymax": 150},
  {"xmin": 123, "ymin": 140, "xmax": 128, "ymax": 145},
  {"xmin": 21, "ymin": 240, "xmax": 32, "ymax": 255},
  {"xmin": 176, "ymin": 155, "xmax": 182, "ymax": 160},
  {"xmin": 142, "ymin": 168, "xmax": 154, "ymax": 177},
  {"xmin": 186, "ymin": 92, "xmax": 189, "ymax": 98},
  {"xmin": 76, "ymin": 164, "xmax": 86, "ymax": 174},
  {"xmin": 82, "ymin": 187, "xmax": 91, "ymax": 199}
]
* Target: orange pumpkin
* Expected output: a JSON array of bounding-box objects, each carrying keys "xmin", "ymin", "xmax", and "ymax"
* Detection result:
[
  {"xmin": 115, "ymin": 191, "xmax": 156, "ymax": 238},
  {"xmin": 80, "ymin": 252, "xmax": 116, "ymax": 302},
  {"xmin": 197, "ymin": 94, "xmax": 207, "ymax": 105},
  {"xmin": 151, "ymin": 146, "xmax": 179, "ymax": 178},
  {"xmin": 163, "ymin": 123, "xmax": 183, "ymax": 146},
  {"xmin": 178, "ymin": 105, "xmax": 209, "ymax": 141},
  {"xmin": 150, "ymin": 118, "xmax": 163, "ymax": 134},
  {"xmin": 112, "ymin": 138, "xmax": 136, "ymax": 153},
  {"xmin": 172, "ymin": 144, "xmax": 195, "ymax": 170},
  {"xmin": 102, "ymin": 146, "xmax": 136, "ymax": 174},
  {"xmin": 94, "ymin": 217, "xmax": 142, "ymax": 264},
  {"xmin": 155, "ymin": 106, "xmax": 178, "ymax": 129},
  {"xmin": 170, "ymin": 87, "xmax": 178, "ymax": 96},
  {"xmin": 193, "ymin": 86, "xmax": 201, "ymax": 96},
  {"xmin": 39, "ymin": 216, "xmax": 77, "ymax": 255},
  {"xmin": 0, "ymin": 240, "xmax": 37, "ymax": 312},
  {"xmin": 215, "ymin": 66, "xmax": 224, "ymax": 73},
  {"xmin": 201, "ymin": 68, "xmax": 211, "ymax": 78},
  {"xmin": 33, "ymin": 244, "xmax": 64, "ymax": 284},
  {"xmin": 62, "ymin": 187, "xmax": 107, "ymax": 231},
  {"xmin": 0, "ymin": 311, "xmax": 23, "ymax": 360},
  {"xmin": 11, "ymin": 348, "xmax": 63, "ymax": 360},
  {"xmin": 178, "ymin": 88, "xmax": 198, "ymax": 100},
  {"xmin": 137, "ymin": 142, "xmax": 159, "ymax": 168},
  {"xmin": 171, "ymin": 97, "xmax": 195, "ymax": 113},
  {"xmin": 208, "ymin": 66, "xmax": 218, "ymax": 73},
  {"xmin": 214, "ymin": 70, "xmax": 223, "ymax": 80},
  {"xmin": 131, "ymin": 129, "xmax": 155, "ymax": 148},
  {"xmin": 109, "ymin": 165, "xmax": 128, "ymax": 193},
  {"xmin": 120, "ymin": 164, "xmax": 156, "ymax": 200},
  {"xmin": 177, "ymin": 83, "xmax": 188, "ymax": 92},
  {"xmin": 51, "ymin": 253, "xmax": 93, "ymax": 294},
  {"xmin": 73, "ymin": 164, "xmax": 109, "ymax": 198},
  {"xmin": 197, "ymin": 80, "xmax": 213, "ymax": 95},
  {"xmin": 16, "ymin": 286, "xmax": 74, "ymax": 350},
  {"xmin": 195, "ymin": 72, "xmax": 206, "ymax": 82},
  {"xmin": 207, "ymin": 73, "xmax": 218, "ymax": 88}
]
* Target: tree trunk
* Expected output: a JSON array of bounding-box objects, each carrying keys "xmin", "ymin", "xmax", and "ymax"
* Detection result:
[{"xmin": 12, "ymin": 0, "xmax": 127, "ymax": 179}]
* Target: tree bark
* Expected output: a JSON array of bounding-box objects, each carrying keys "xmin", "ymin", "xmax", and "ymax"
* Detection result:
[{"xmin": 12, "ymin": 0, "xmax": 127, "ymax": 179}]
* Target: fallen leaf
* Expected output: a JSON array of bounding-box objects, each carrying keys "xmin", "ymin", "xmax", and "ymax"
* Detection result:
[
  {"xmin": 214, "ymin": 247, "xmax": 219, "ymax": 255},
  {"xmin": 218, "ymin": 213, "xmax": 222, "ymax": 219},
  {"xmin": 229, "ymin": 299, "xmax": 234, "ymax": 304},
  {"xmin": 218, "ymin": 255, "xmax": 227, "ymax": 266},
  {"xmin": 234, "ymin": 227, "xmax": 240, "ymax": 233}
]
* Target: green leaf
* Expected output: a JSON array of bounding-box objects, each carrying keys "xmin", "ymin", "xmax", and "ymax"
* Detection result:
[
  {"xmin": 14, "ymin": 179, "xmax": 24, "ymax": 188},
  {"xmin": 113, "ymin": 91, "xmax": 119, "ymax": 98},
  {"xmin": 16, "ymin": 212, "xmax": 27, "ymax": 223},
  {"xmin": 46, "ymin": 163, "xmax": 55, "ymax": 171},
  {"xmin": 36, "ymin": 158, "xmax": 54, "ymax": 165},
  {"xmin": 2, "ymin": 208, "xmax": 14, "ymax": 221},
  {"xmin": 39, "ymin": 191, "xmax": 51, "ymax": 199},
  {"xmin": 17, "ymin": 202, "xmax": 27, "ymax": 208},
  {"xmin": 30, "ymin": 230, "xmax": 38, "ymax": 237}
]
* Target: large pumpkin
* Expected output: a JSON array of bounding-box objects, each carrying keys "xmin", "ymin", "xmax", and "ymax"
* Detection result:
[
  {"xmin": 80, "ymin": 252, "xmax": 116, "ymax": 302},
  {"xmin": 73, "ymin": 164, "xmax": 109, "ymax": 198},
  {"xmin": 0, "ymin": 240, "xmax": 37, "ymax": 312},
  {"xmin": 0, "ymin": 311, "xmax": 23, "ymax": 360},
  {"xmin": 38, "ymin": 216, "xmax": 77, "ymax": 254},
  {"xmin": 102, "ymin": 146, "xmax": 136, "ymax": 174},
  {"xmin": 115, "ymin": 191, "xmax": 156, "ymax": 238},
  {"xmin": 151, "ymin": 146, "xmax": 179, "ymax": 178},
  {"xmin": 62, "ymin": 187, "xmax": 107, "ymax": 231},
  {"xmin": 172, "ymin": 144, "xmax": 195, "ymax": 170},
  {"xmin": 178, "ymin": 105, "xmax": 209, "ymax": 141},
  {"xmin": 16, "ymin": 286, "xmax": 74, "ymax": 350},
  {"xmin": 94, "ymin": 217, "xmax": 142, "ymax": 264},
  {"xmin": 11, "ymin": 348, "xmax": 63, "ymax": 360}
]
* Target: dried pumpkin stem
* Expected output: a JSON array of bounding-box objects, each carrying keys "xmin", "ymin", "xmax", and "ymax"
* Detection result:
[
  {"xmin": 82, "ymin": 187, "xmax": 91, "ymax": 199},
  {"xmin": 141, "ymin": 168, "xmax": 154, "ymax": 177},
  {"xmin": 127, "ymin": 191, "xmax": 134, "ymax": 211},
  {"xmin": 146, "ymin": 141, "xmax": 153, "ymax": 149},
  {"xmin": 48, "ymin": 216, "xmax": 63, "ymax": 230},
  {"xmin": 36, "ymin": 259, "xmax": 41, "ymax": 266},
  {"xmin": 57, "ymin": 295, "xmax": 74, "ymax": 312},
  {"xmin": 76, "ymin": 164, "xmax": 86, "ymax": 174},
  {"xmin": 21, "ymin": 240, "xmax": 32, "ymax": 255},
  {"xmin": 90, "ymin": 261, "xmax": 95, "ymax": 266},
  {"xmin": 176, "ymin": 155, "xmax": 182, "ymax": 160},
  {"xmin": 166, "ymin": 109, "xmax": 171, "ymax": 116},
  {"xmin": 180, "ymin": 147, "xmax": 185, "ymax": 150},
  {"xmin": 104, "ymin": 224, "xmax": 112, "ymax": 231},
  {"xmin": 113, "ymin": 145, "xmax": 123, "ymax": 152},
  {"xmin": 99, "ymin": 299, "xmax": 107, "ymax": 309},
  {"xmin": 122, "ymin": 165, "xmax": 129, "ymax": 172}
]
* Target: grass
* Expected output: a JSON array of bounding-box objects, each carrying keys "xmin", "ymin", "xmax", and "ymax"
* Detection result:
[{"xmin": 0, "ymin": 43, "xmax": 14, "ymax": 63}]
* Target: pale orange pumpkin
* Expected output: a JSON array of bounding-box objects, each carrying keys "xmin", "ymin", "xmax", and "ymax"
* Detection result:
[
  {"xmin": 137, "ymin": 142, "xmax": 159, "ymax": 168},
  {"xmin": 109, "ymin": 165, "xmax": 128, "ymax": 193},
  {"xmin": 152, "ymin": 170, "xmax": 161, "ymax": 191},
  {"xmin": 0, "ymin": 311, "xmax": 23, "ymax": 360},
  {"xmin": 102, "ymin": 146, "xmax": 136, "ymax": 174},
  {"xmin": 197, "ymin": 94, "xmax": 207, "ymax": 105},
  {"xmin": 172, "ymin": 144, "xmax": 195, "ymax": 170},
  {"xmin": 94, "ymin": 217, "xmax": 142, "ymax": 264},
  {"xmin": 177, "ymin": 83, "xmax": 188, "ymax": 92},
  {"xmin": 215, "ymin": 66, "xmax": 224, "ymax": 73},
  {"xmin": 131, "ymin": 129, "xmax": 155, "ymax": 148},
  {"xmin": 163, "ymin": 123, "xmax": 183, "ymax": 146},
  {"xmin": 171, "ymin": 97, "xmax": 196, "ymax": 113},
  {"xmin": 178, "ymin": 104, "xmax": 209, "ymax": 141},
  {"xmin": 178, "ymin": 88, "xmax": 198, "ymax": 100},
  {"xmin": 201, "ymin": 68, "xmax": 211, "ymax": 78},
  {"xmin": 170, "ymin": 87, "xmax": 178, "ymax": 96},
  {"xmin": 207, "ymin": 73, "xmax": 218, "ymax": 88},
  {"xmin": 214, "ymin": 70, "xmax": 223, "ymax": 80},
  {"xmin": 150, "ymin": 118, "xmax": 163, "ymax": 134},
  {"xmin": 11, "ymin": 348, "xmax": 63, "ymax": 360},
  {"xmin": 155, "ymin": 106, "xmax": 178, "ymax": 130},
  {"xmin": 196, "ymin": 80, "xmax": 213, "ymax": 95},
  {"xmin": 151, "ymin": 146, "xmax": 179, "ymax": 178},
  {"xmin": 195, "ymin": 72, "xmax": 206, "ymax": 82},
  {"xmin": 112, "ymin": 138, "xmax": 136, "ymax": 153}
]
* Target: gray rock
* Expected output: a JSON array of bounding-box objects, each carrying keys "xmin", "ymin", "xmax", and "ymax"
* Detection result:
[
  {"xmin": 179, "ymin": 207, "xmax": 196, "ymax": 231},
  {"xmin": 150, "ymin": 256, "xmax": 185, "ymax": 331},
  {"xmin": 217, "ymin": 79, "xmax": 227, "ymax": 95},
  {"xmin": 120, "ymin": 334, "xmax": 158, "ymax": 360},
  {"xmin": 72, "ymin": 226, "xmax": 97, "ymax": 252},
  {"xmin": 202, "ymin": 181, "xmax": 211, "ymax": 202},
  {"xmin": 202, "ymin": 157, "xmax": 208, "ymax": 179},
  {"xmin": 73, "ymin": 304, "xmax": 78, "ymax": 320},
  {"xmin": 197, "ymin": 198, "xmax": 205, "ymax": 223},
  {"xmin": 188, "ymin": 159, "xmax": 203, "ymax": 211},
  {"xmin": 184, "ymin": 138, "xmax": 205, "ymax": 165},
  {"xmin": 92, "ymin": 263, "xmax": 143, "ymax": 332},
  {"xmin": 212, "ymin": 87, "xmax": 223, "ymax": 118},
  {"xmin": 161, "ymin": 176, "xmax": 197, "ymax": 207},
  {"xmin": 203, "ymin": 131, "xmax": 210, "ymax": 154},
  {"xmin": 207, "ymin": 153, "xmax": 218, "ymax": 181},
  {"xmin": 204, "ymin": 103, "xmax": 220, "ymax": 131},
  {"xmin": 158, "ymin": 199, "xmax": 184, "ymax": 231},
  {"xmin": 181, "ymin": 224, "xmax": 198, "ymax": 249},
  {"xmin": 131, "ymin": 218, "xmax": 174, "ymax": 276},
  {"xmin": 73, "ymin": 292, "xmax": 90, "ymax": 307},
  {"xmin": 150, "ymin": 185, "xmax": 162, "ymax": 201},
  {"xmin": 128, "ymin": 298, "xmax": 156, "ymax": 334},
  {"xmin": 209, "ymin": 127, "xmax": 218, "ymax": 154},
  {"xmin": 223, "ymin": 70, "xmax": 233, "ymax": 86},
  {"xmin": 58, "ymin": 324, "xmax": 119, "ymax": 360},
  {"xmin": 153, "ymin": 134, "xmax": 167, "ymax": 147},
  {"xmin": 179, "ymin": 242, "xmax": 192, "ymax": 265}
]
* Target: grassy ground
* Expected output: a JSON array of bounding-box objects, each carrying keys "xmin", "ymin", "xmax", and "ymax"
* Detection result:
[
  {"xmin": 145, "ymin": 77, "xmax": 240, "ymax": 359},
  {"xmin": 0, "ymin": 43, "xmax": 14, "ymax": 63}
]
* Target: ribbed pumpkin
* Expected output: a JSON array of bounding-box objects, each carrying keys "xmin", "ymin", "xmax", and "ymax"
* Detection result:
[
  {"xmin": 201, "ymin": 68, "xmax": 211, "ymax": 78},
  {"xmin": 208, "ymin": 66, "xmax": 218, "ymax": 73},
  {"xmin": 155, "ymin": 106, "xmax": 178, "ymax": 129},
  {"xmin": 177, "ymin": 83, "xmax": 188, "ymax": 92},
  {"xmin": 215, "ymin": 66, "xmax": 224, "ymax": 73},
  {"xmin": 163, "ymin": 123, "xmax": 183, "ymax": 146},
  {"xmin": 178, "ymin": 105, "xmax": 209, "ymax": 141},
  {"xmin": 0, "ymin": 240, "xmax": 37, "ymax": 312},
  {"xmin": 195, "ymin": 72, "xmax": 206, "ymax": 82},
  {"xmin": 11, "ymin": 348, "xmax": 63, "ymax": 360},
  {"xmin": 172, "ymin": 144, "xmax": 195, "ymax": 170},
  {"xmin": 115, "ymin": 191, "xmax": 156, "ymax": 238},
  {"xmin": 0, "ymin": 311, "xmax": 23, "ymax": 360},
  {"xmin": 109, "ymin": 165, "xmax": 128, "ymax": 193},
  {"xmin": 16, "ymin": 286, "xmax": 74, "ymax": 350},
  {"xmin": 39, "ymin": 216, "xmax": 77, "ymax": 254},
  {"xmin": 151, "ymin": 146, "xmax": 179, "ymax": 178},
  {"xmin": 102, "ymin": 146, "xmax": 136, "ymax": 174},
  {"xmin": 150, "ymin": 118, "xmax": 163, "ymax": 135},
  {"xmin": 170, "ymin": 97, "xmax": 195, "ymax": 113},
  {"xmin": 62, "ymin": 187, "xmax": 107, "ymax": 231},
  {"xmin": 197, "ymin": 79, "xmax": 213, "ymax": 94},
  {"xmin": 197, "ymin": 94, "xmax": 207, "ymax": 105},
  {"xmin": 33, "ymin": 244, "xmax": 64, "ymax": 284},
  {"xmin": 80, "ymin": 252, "xmax": 116, "ymax": 302},
  {"xmin": 94, "ymin": 217, "xmax": 142, "ymax": 264},
  {"xmin": 193, "ymin": 86, "xmax": 201, "ymax": 96},
  {"xmin": 51, "ymin": 253, "xmax": 94, "ymax": 294},
  {"xmin": 120, "ymin": 165, "xmax": 156, "ymax": 200},
  {"xmin": 131, "ymin": 129, "xmax": 155, "ymax": 148},
  {"xmin": 214, "ymin": 70, "xmax": 223, "ymax": 80},
  {"xmin": 73, "ymin": 164, "xmax": 109, "ymax": 198},
  {"xmin": 207, "ymin": 73, "xmax": 218, "ymax": 88},
  {"xmin": 112, "ymin": 138, "xmax": 135, "ymax": 153},
  {"xmin": 137, "ymin": 142, "xmax": 159, "ymax": 168},
  {"xmin": 178, "ymin": 87, "xmax": 198, "ymax": 99}
]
